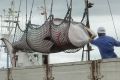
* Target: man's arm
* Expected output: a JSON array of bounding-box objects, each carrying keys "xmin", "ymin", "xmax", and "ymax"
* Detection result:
[
  {"xmin": 90, "ymin": 39, "xmax": 97, "ymax": 45},
  {"xmin": 113, "ymin": 39, "xmax": 120, "ymax": 46}
]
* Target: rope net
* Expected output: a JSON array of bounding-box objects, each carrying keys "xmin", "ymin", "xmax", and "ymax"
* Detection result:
[{"xmin": 12, "ymin": 17, "xmax": 96, "ymax": 53}]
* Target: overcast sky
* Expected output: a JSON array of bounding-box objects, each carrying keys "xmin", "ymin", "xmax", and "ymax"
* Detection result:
[{"xmin": 0, "ymin": 0, "xmax": 120, "ymax": 67}]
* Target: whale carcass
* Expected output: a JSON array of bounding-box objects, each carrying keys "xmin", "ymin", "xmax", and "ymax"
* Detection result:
[{"xmin": 12, "ymin": 18, "xmax": 96, "ymax": 53}]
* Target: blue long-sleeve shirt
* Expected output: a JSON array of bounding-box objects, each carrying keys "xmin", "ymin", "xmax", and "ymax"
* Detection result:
[{"xmin": 91, "ymin": 35, "xmax": 120, "ymax": 59}]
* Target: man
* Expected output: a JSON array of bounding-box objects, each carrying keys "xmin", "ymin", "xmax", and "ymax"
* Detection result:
[{"xmin": 91, "ymin": 27, "xmax": 120, "ymax": 59}]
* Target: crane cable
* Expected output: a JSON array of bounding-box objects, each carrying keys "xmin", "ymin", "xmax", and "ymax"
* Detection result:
[
  {"xmin": 81, "ymin": 0, "xmax": 94, "ymax": 61},
  {"xmin": 50, "ymin": 0, "xmax": 53, "ymax": 16},
  {"xmin": 13, "ymin": 0, "xmax": 22, "ymax": 43},
  {"xmin": 28, "ymin": 0, "xmax": 35, "ymax": 23},
  {"xmin": 26, "ymin": 0, "xmax": 28, "ymax": 24},
  {"xmin": 107, "ymin": 0, "xmax": 118, "ymax": 40},
  {"xmin": 66, "ymin": 0, "xmax": 69, "ymax": 9}
]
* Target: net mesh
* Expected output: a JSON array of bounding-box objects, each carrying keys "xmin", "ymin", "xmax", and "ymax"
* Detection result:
[{"xmin": 12, "ymin": 17, "xmax": 95, "ymax": 53}]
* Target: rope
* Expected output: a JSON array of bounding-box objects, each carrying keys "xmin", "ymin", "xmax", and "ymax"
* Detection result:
[
  {"xmin": 44, "ymin": 0, "xmax": 47, "ymax": 20},
  {"xmin": 70, "ymin": 0, "xmax": 72, "ymax": 9},
  {"xmin": 17, "ymin": 0, "xmax": 22, "ymax": 24},
  {"xmin": 81, "ymin": 3, "xmax": 88, "ymax": 28},
  {"xmin": 50, "ymin": 0, "xmax": 54, "ymax": 16},
  {"xmin": 17, "ymin": 23, "xmax": 26, "ymax": 32},
  {"xmin": 27, "ymin": 15, "xmax": 53, "ymax": 30},
  {"xmin": 65, "ymin": 0, "xmax": 72, "ymax": 9},
  {"xmin": 66, "ymin": 0, "xmax": 69, "ymax": 9},
  {"xmin": 14, "ymin": 0, "xmax": 29, "ymax": 33},
  {"xmin": 107, "ymin": 0, "xmax": 118, "ymax": 40},
  {"xmin": 85, "ymin": 0, "xmax": 90, "ymax": 28},
  {"xmin": 81, "ymin": 10, "xmax": 86, "ymax": 23},
  {"xmin": 25, "ymin": 7, "xmax": 72, "ymax": 29},
  {"xmin": 13, "ymin": 0, "xmax": 22, "ymax": 43},
  {"xmin": 26, "ymin": 0, "xmax": 28, "ymax": 24},
  {"xmin": 51, "ymin": 0, "xmax": 72, "ymax": 27},
  {"xmin": 82, "ymin": 0, "xmax": 91, "ymax": 61},
  {"xmin": 25, "ymin": 22, "xmax": 37, "ymax": 52},
  {"xmin": 81, "ymin": 46, "xmax": 85, "ymax": 61},
  {"xmin": 52, "ymin": 8, "xmax": 72, "ymax": 27},
  {"xmin": 48, "ymin": 0, "xmax": 73, "ymax": 53},
  {"xmin": 17, "ymin": 0, "xmax": 35, "ymax": 50},
  {"xmin": 29, "ymin": 0, "xmax": 35, "ymax": 22}
]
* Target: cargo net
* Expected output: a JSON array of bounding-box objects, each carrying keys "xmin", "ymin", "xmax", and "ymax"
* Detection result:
[
  {"xmin": 12, "ymin": 8, "xmax": 95, "ymax": 53},
  {"xmin": 12, "ymin": 17, "xmax": 95, "ymax": 53}
]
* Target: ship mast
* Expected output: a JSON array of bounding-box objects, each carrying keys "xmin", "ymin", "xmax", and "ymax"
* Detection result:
[
  {"xmin": 2, "ymin": 0, "xmax": 18, "ymax": 40},
  {"xmin": 1, "ymin": 0, "xmax": 18, "ymax": 79}
]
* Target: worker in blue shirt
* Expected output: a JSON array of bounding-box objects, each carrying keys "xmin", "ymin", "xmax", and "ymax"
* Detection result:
[{"xmin": 91, "ymin": 27, "xmax": 120, "ymax": 59}]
